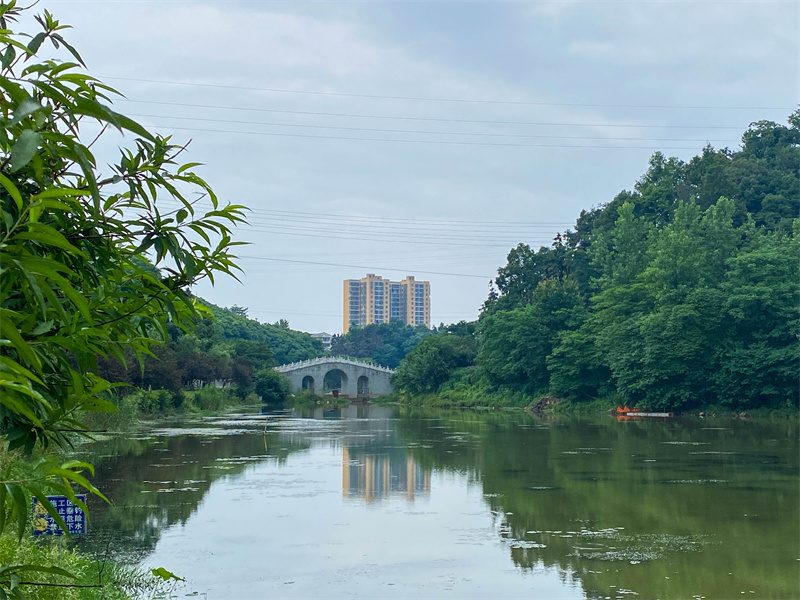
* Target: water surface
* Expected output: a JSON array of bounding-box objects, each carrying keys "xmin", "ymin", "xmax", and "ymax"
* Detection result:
[{"xmin": 77, "ymin": 405, "xmax": 799, "ymax": 599}]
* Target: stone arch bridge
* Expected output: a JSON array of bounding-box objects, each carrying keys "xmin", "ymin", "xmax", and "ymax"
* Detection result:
[{"xmin": 275, "ymin": 356, "xmax": 394, "ymax": 398}]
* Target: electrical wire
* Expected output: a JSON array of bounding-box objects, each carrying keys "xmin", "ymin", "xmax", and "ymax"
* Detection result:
[
  {"xmin": 105, "ymin": 76, "xmax": 792, "ymax": 111},
  {"xmin": 120, "ymin": 98, "xmax": 749, "ymax": 130},
  {"xmin": 158, "ymin": 198, "xmax": 575, "ymax": 229},
  {"xmin": 126, "ymin": 112, "xmax": 739, "ymax": 143},
  {"xmin": 235, "ymin": 223, "xmax": 557, "ymax": 243},
  {"xmin": 238, "ymin": 255, "xmax": 494, "ymax": 278},
  {"xmin": 135, "ymin": 123, "xmax": 711, "ymax": 149}
]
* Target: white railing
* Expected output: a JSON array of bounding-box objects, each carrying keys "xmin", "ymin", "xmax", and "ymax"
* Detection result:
[{"xmin": 275, "ymin": 355, "xmax": 395, "ymax": 373}]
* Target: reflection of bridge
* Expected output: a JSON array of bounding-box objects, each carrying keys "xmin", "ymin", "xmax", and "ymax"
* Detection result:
[{"xmin": 275, "ymin": 356, "xmax": 395, "ymax": 398}]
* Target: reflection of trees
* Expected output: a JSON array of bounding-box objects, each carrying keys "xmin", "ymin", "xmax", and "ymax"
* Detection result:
[
  {"xmin": 394, "ymin": 410, "xmax": 800, "ymax": 600},
  {"xmin": 76, "ymin": 408, "xmax": 798, "ymax": 599},
  {"xmin": 76, "ymin": 426, "xmax": 310, "ymax": 562}
]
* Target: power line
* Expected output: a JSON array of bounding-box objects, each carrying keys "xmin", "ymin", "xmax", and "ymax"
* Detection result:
[
  {"xmin": 160, "ymin": 199, "xmax": 574, "ymax": 228},
  {"xmin": 234, "ymin": 227, "xmax": 524, "ymax": 247},
  {"xmin": 236, "ymin": 222, "xmax": 557, "ymax": 242},
  {"xmin": 238, "ymin": 255, "xmax": 493, "ymax": 278},
  {"xmin": 127, "ymin": 112, "xmax": 738, "ymax": 143},
  {"xmin": 105, "ymin": 76, "xmax": 791, "ymax": 111},
  {"xmin": 241, "ymin": 217, "xmax": 564, "ymax": 234},
  {"xmin": 136, "ymin": 123, "xmax": 713, "ymax": 150},
  {"xmin": 121, "ymin": 98, "xmax": 749, "ymax": 130},
  {"xmin": 235, "ymin": 215, "xmax": 569, "ymax": 237},
  {"xmin": 160, "ymin": 201, "xmax": 569, "ymax": 239},
  {"xmin": 236, "ymin": 225, "xmax": 555, "ymax": 246}
]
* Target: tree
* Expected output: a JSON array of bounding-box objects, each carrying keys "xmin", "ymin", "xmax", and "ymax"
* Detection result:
[
  {"xmin": 254, "ymin": 368, "xmax": 291, "ymax": 404},
  {"xmin": 0, "ymin": 2, "xmax": 245, "ymax": 591},
  {"xmin": 229, "ymin": 304, "xmax": 248, "ymax": 318},
  {"xmin": 331, "ymin": 320, "xmax": 430, "ymax": 368},
  {"xmin": 713, "ymin": 228, "xmax": 800, "ymax": 408},
  {"xmin": 392, "ymin": 334, "xmax": 477, "ymax": 395},
  {"xmin": 479, "ymin": 278, "xmax": 584, "ymax": 394}
]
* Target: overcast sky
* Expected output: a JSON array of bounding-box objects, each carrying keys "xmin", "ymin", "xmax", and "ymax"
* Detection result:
[{"xmin": 35, "ymin": 0, "xmax": 799, "ymax": 334}]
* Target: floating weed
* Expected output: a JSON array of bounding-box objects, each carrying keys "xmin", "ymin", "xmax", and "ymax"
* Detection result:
[
  {"xmin": 577, "ymin": 549, "xmax": 660, "ymax": 562},
  {"xmin": 509, "ymin": 540, "xmax": 547, "ymax": 549},
  {"xmin": 579, "ymin": 527, "xmax": 623, "ymax": 538},
  {"xmin": 662, "ymin": 479, "xmax": 728, "ymax": 484},
  {"xmin": 660, "ymin": 441, "xmax": 710, "ymax": 446}
]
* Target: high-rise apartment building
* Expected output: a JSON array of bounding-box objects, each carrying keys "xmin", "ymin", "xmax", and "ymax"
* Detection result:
[{"xmin": 343, "ymin": 274, "xmax": 430, "ymax": 333}]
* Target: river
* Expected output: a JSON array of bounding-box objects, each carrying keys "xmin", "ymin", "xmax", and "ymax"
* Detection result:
[{"xmin": 75, "ymin": 404, "xmax": 799, "ymax": 599}]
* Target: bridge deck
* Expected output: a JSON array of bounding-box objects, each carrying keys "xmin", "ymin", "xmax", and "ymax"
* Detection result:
[
  {"xmin": 275, "ymin": 356, "xmax": 394, "ymax": 374},
  {"xmin": 274, "ymin": 356, "xmax": 395, "ymax": 397}
]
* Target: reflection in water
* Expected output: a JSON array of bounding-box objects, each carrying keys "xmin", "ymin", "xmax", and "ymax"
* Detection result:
[
  {"xmin": 77, "ymin": 406, "xmax": 799, "ymax": 599},
  {"xmin": 301, "ymin": 403, "xmax": 432, "ymax": 502},
  {"xmin": 343, "ymin": 448, "xmax": 430, "ymax": 502}
]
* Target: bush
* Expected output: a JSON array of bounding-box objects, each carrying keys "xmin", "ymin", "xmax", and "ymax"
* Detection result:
[
  {"xmin": 254, "ymin": 369, "xmax": 291, "ymax": 404},
  {"xmin": 128, "ymin": 389, "xmax": 184, "ymax": 414},
  {"xmin": 392, "ymin": 335, "xmax": 478, "ymax": 395},
  {"xmin": 81, "ymin": 390, "xmax": 140, "ymax": 431},
  {"xmin": 192, "ymin": 387, "xmax": 229, "ymax": 411}
]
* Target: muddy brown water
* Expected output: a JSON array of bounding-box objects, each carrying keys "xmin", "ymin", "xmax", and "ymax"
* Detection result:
[{"xmin": 76, "ymin": 405, "xmax": 799, "ymax": 599}]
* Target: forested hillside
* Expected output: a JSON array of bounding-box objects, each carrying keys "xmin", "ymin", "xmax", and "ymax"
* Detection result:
[
  {"xmin": 393, "ymin": 115, "xmax": 800, "ymax": 411},
  {"xmin": 98, "ymin": 302, "xmax": 324, "ymax": 408},
  {"xmin": 330, "ymin": 320, "xmax": 432, "ymax": 368}
]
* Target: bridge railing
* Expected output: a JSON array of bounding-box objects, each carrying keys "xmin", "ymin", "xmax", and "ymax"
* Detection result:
[{"xmin": 274, "ymin": 355, "xmax": 395, "ymax": 373}]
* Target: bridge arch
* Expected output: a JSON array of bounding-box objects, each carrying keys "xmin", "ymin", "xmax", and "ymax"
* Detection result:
[
  {"xmin": 357, "ymin": 375, "xmax": 369, "ymax": 396},
  {"xmin": 323, "ymin": 368, "xmax": 348, "ymax": 393},
  {"xmin": 301, "ymin": 375, "xmax": 315, "ymax": 394}
]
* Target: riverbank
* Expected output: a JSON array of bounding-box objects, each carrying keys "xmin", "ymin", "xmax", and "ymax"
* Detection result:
[
  {"xmin": 2, "ymin": 388, "xmax": 274, "ymax": 598},
  {"xmin": 0, "ymin": 441, "xmax": 173, "ymax": 600},
  {"xmin": 0, "ymin": 533, "xmax": 140, "ymax": 600},
  {"xmin": 383, "ymin": 388, "xmax": 799, "ymax": 421}
]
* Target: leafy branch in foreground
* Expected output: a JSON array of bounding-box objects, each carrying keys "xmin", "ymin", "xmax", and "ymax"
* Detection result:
[{"xmin": 0, "ymin": 0, "xmax": 247, "ymax": 595}]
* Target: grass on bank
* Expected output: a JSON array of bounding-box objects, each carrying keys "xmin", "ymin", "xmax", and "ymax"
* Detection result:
[
  {"xmin": 0, "ymin": 442, "xmax": 174, "ymax": 600},
  {"xmin": 0, "ymin": 534, "xmax": 168, "ymax": 600}
]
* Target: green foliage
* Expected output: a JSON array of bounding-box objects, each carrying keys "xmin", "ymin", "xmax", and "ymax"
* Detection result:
[
  {"xmin": 0, "ymin": 532, "xmax": 152, "ymax": 599},
  {"xmin": 713, "ymin": 229, "xmax": 800, "ymax": 408},
  {"xmin": 479, "ymin": 278, "xmax": 584, "ymax": 395},
  {"xmin": 396, "ymin": 113, "xmax": 799, "ymax": 411},
  {"xmin": 92, "ymin": 301, "xmax": 321, "ymax": 409},
  {"xmin": 0, "ymin": 3, "xmax": 246, "ymax": 595},
  {"xmin": 190, "ymin": 387, "xmax": 229, "ymax": 412},
  {"xmin": 331, "ymin": 320, "xmax": 431, "ymax": 368},
  {"xmin": 391, "ymin": 332, "xmax": 478, "ymax": 395},
  {"xmin": 0, "ymin": 2, "xmax": 245, "ymax": 451},
  {"xmin": 254, "ymin": 369, "xmax": 291, "ymax": 405},
  {"xmin": 205, "ymin": 303, "xmax": 323, "ymax": 366},
  {"xmin": 128, "ymin": 389, "xmax": 184, "ymax": 414}
]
